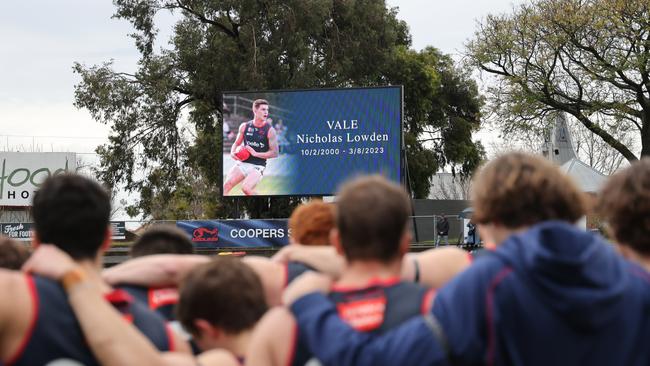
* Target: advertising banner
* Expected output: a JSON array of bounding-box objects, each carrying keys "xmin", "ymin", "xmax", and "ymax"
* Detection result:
[
  {"xmin": 0, "ymin": 221, "xmax": 127, "ymax": 242},
  {"xmin": 0, "ymin": 152, "xmax": 77, "ymax": 206},
  {"xmin": 176, "ymin": 219, "xmax": 289, "ymax": 248},
  {"xmin": 222, "ymin": 86, "xmax": 402, "ymax": 196},
  {"xmin": 0, "ymin": 223, "xmax": 33, "ymax": 241},
  {"xmin": 110, "ymin": 221, "xmax": 126, "ymax": 240}
]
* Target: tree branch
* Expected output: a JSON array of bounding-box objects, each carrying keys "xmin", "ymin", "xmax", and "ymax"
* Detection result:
[{"xmin": 174, "ymin": 0, "xmax": 236, "ymax": 38}]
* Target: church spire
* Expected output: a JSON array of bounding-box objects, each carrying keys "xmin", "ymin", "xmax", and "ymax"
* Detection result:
[{"xmin": 542, "ymin": 112, "xmax": 577, "ymax": 165}]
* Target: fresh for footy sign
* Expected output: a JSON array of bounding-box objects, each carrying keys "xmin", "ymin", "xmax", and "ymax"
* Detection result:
[{"xmin": 0, "ymin": 152, "xmax": 76, "ymax": 206}]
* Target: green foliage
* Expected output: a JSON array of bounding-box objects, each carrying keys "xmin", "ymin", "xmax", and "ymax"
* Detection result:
[
  {"xmin": 385, "ymin": 46, "xmax": 484, "ymax": 196},
  {"xmin": 76, "ymin": 0, "xmax": 484, "ymax": 219},
  {"xmin": 467, "ymin": 0, "xmax": 650, "ymax": 160}
]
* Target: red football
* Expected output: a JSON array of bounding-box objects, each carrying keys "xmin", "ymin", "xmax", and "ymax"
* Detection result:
[{"xmin": 235, "ymin": 146, "xmax": 251, "ymax": 161}]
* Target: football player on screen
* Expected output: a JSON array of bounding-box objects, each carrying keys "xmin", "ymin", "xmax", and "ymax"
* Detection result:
[{"xmin": 223, "ymin": 99, "xmax": 279, "ymax": 196}]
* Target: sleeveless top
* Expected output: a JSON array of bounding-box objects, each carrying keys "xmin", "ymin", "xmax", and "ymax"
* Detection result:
[
  {"xmin": 119, "ymin": 284, "xmax": 204, "ymax": 355},
  {"xmin": 6, "ymin": 276, "xmax": 174, "ymax": 366},
  {"xmin": 285, "ymin": 262, "xmax": 316, "ymax": 287},
  {"xmin": 119, "ymin": 285, "xmax": 179, "ymax": 322},
  {"xmin": 242, "ymin": 121, "xmax": 271, "ymax": 166},
  {"xmin": 288, "ymin": 278, "xmax": 435, "ymax": 365}
]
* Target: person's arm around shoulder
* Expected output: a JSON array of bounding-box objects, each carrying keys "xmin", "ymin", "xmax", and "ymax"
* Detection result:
[
  {"xmin": 402, "ymin": 247, "xmax": 472, "ymax": 289},
  {"xmin": 272, "ymin": 245, "xmax": 345, "ymax": 279},
  {"xmin": 284, "ymin": 272, "xmax": 450, "ymax": 366},
  {"xmin": 103, "ymin": 254, "xmax": 210, "ymax": 287},
  {"xmin": 23, "ymin": 245, "xmax": 168, "ymax": 366}
]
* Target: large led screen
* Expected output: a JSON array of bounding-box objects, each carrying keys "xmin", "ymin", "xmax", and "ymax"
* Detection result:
[{"xmin": 222, "ymin": 86, "xmax": 402, "ymax": 196}]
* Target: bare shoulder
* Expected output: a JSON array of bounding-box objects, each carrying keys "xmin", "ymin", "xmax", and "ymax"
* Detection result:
[
  {"xmin": 247, "ymin": 307, "xmax": 296, "ymax": 366},
  {"xmin": 0, "ymin": 270, "xmax": 33, "ymax": 358},
  {"xmin": 262, "ymin": 306, "xmax": 296, "ymax": 326},
  {"xmin": 254, "ymin": 307, "xmax": 296, "ymax": 347},
  {"xmin": 162, "ymin": 352, "xmax": 199, "ymax": 366},
  {"xmin": 198, "ymin": 349, "xmax": 240, "ymax": 366},
  {"xmin": 415, "ymin": 247, "xmax": 472, "ymax": 289},
  {"xmin": 242, "ymin": 256, "xmax": 285, "ymax": 306},
  {"xmin": 0, "ymin": 269, "xmax": 30, "ymax": 313}
]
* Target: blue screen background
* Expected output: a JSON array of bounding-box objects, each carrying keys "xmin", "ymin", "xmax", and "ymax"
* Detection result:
[{"xmin": 223, "ymin": 86, "xmax": 402, "ymax": 196}]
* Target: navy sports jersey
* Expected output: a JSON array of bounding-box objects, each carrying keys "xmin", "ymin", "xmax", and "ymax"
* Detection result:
[
  {"xmin": 6, "ymin": 276, "xmax": 174, "ymax": 366},
  {"xmin": 285, "ymin": 261, "xmax": 315, "ymax": 287},
  {"xmin": 242, "ymin": 121, "xmax": 271, "ymax": 166},
  {"xmin": 119, "ymin": 284, "xmax": 204, "ymax": 355},
  {"xmin": 119, "ymin": 284, "xmax": 179, "ymax": 321},
  {"xmin": 288, "ymin": 278, "xmax": 434, "ymax": 366}
]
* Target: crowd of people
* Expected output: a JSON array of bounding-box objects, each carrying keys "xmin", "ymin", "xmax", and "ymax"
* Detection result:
[{"xmin": 1, "ymin": 151, "xmax": 650, "ymax": 365}]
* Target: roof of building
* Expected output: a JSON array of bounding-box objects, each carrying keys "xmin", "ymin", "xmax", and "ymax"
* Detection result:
[{"xmin": 560, "ymin": 158, "xmax": 607, "ymax": 193}]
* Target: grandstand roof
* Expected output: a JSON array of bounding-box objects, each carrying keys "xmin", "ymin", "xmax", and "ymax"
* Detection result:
[{"xmin": 560, "ymin": 158, "xmax": 607, "ymax": 193}]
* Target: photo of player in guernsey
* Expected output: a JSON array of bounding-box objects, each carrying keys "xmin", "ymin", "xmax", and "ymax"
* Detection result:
[{"xmin": 223, "ymin": 99, "xmax": 280, "ymax": 195}]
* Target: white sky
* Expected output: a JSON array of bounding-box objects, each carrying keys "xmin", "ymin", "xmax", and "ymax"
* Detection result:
[
  {"xmin": 0, "ymin": 0, "xmax": 521, "ymax": 154},
  {"xmin": 0, "ymin": 0, "xmax": 524, "ymax": 219}
]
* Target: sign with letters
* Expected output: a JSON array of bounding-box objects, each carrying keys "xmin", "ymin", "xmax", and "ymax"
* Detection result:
[
  {"xmin": 176, "ymin": 219, "xmax": 289, "ymax": 248},
  {"xmin": 0, "ymin": 223, "xmax": 33, "ymax": 241},
  {"xmin": 222, "ymin": 86, "xmax": 402, "ymax": 196},
  {"xmin": 0, "ymin": 221, "xmax": 126, "ymax": 242},
  {"xmin": 0, "ymin": 152, "xmax": 77, "ymax": 206},
  {"xmin": 110, "ymin": 221, "xmax": 126, "ymax": 240}
]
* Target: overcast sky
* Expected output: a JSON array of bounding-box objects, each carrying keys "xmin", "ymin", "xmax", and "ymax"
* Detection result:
[{"xmin": 0, "ymin": 0, "xmax": 521, "ymax": 156}]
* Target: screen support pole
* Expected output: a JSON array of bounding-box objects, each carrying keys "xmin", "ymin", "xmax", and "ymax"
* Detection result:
[{"xmin": 402, "ymin": 150, "xmax": 420, "ymax": 244}]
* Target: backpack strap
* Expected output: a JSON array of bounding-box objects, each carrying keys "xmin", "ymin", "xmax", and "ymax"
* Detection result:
[{"xmin": 423, "ymin": 313, "xmax": 455, "ymax": 366}]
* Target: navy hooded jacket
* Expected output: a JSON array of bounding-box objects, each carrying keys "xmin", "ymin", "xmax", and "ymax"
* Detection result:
[{"xmin": 289, "ymin": 221, "xmax": 650, "ymax": 366}]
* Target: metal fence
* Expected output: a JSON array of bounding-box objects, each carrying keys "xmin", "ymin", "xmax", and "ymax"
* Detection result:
[
  {"xmin": 3, "ymin": 215, "xmax": 482, "ymax": 267},
  {"xmin": 410, "ymin": 214, "xmax": 480, "ymax": 247}
]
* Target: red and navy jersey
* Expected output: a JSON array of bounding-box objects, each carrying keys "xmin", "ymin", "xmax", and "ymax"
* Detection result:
[
  {"xmin": 119, "ymin": 285, "xmax": 179, "ymax": 322},
  {"xmin": 5, "ymin": 276, "xmax": 175, "ymax": 366},
  {"xmin": 119, "ymin": 284, "xmax": 205, "ymax": 355},
  {"xmin": 242, "ymin": 120, "xmax": 271, "ymax": 166},
  {"xmin": 288, "ymin": 278, "xmax": 435, "ymax": 366}
]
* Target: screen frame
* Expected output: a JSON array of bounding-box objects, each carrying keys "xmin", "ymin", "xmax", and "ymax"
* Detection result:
[{"xmin": 220, "ymin": 85, "xmax": 404, "ymax": 198}]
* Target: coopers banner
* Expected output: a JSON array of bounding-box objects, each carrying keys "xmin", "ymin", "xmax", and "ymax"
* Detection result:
[
  {"xmin": 0, "ymin": 152, "xmax": 77, "ymax": 206},
  {"xmin": 222, "ymin": 86, "xmax": 402, "ymax": 196},
  {"xmin": 176, "ymin": 219, "xmax": 289, "ymax": 248}
]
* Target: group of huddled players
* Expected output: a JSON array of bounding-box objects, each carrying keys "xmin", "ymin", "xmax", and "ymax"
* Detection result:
[{"xmin": 1, "ymin": 151, "xmax": 650, "ymax": 366}]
